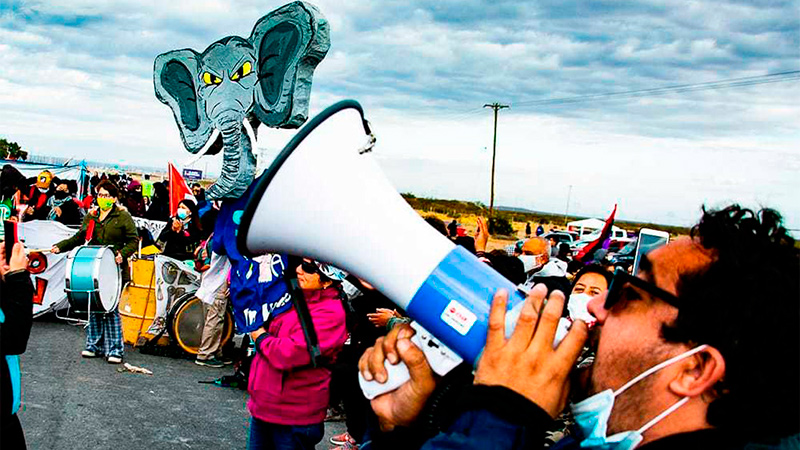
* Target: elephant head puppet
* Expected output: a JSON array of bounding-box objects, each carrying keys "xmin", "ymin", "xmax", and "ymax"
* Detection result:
[{"xmin": 154, "ymin": 1, "xmax": 330, "ymax": 200}]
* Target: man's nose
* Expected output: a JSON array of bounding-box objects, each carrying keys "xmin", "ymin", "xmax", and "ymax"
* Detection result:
[{"xmin": 587, "ymin": 292, "xmax": 609, "ymax": 324}]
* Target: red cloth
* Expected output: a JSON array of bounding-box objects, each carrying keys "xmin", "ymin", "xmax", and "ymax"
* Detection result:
[
  {"xmin": 575, "ymin": 204, "xmax": 617, "ymax": 263},
  {"xmin": 168, "ymin": 163, "xmax": 196, "ymax": 217},
  {"xmin": 247, "ymin": 286, "xmax": 347, "ymax": 425}
]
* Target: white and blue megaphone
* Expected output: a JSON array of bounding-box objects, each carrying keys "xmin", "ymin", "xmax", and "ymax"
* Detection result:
[{"xmin": 238, "ymin": 100, "xmax": 529, "ymax": 398}]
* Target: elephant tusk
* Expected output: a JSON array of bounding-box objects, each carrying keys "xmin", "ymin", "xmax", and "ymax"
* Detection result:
[
  {"xmin": 183, "ymin": 128, "xmax": 221, "ymax": 167},
  {"xmin": 242, "ymin": 118, "xmax": 258, "ymax": 154}
]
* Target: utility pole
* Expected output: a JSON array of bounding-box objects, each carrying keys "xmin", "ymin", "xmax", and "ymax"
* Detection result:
[
  {"xmin": 484, "ymin": 102, "xmax": 509, "ymax": 218},
  {"xmin": 564, "ymin": 184, "xmax": 572, "ymax": 227}
]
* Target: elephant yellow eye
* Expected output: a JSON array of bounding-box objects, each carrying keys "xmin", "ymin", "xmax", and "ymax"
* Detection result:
[
  {"xmin": 202, "ymin": 72, "xmax": 222, "ymax": 85},
  {"xmin": 231, "ymin": 61, "xmax": 253, "ymax": 82}
]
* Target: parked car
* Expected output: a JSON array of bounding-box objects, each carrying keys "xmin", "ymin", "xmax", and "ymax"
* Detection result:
[
  {"xmin": 541, "ymin": 231, "xmax": 577, "ymax": 247},
  {"xmin": 607, "ymin": 240, "xmax": 637, "ymax": 271}
]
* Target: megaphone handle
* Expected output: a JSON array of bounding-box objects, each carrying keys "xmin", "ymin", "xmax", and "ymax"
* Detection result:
[{"xmin": 358, "ymin": 322, "xmax": 463, "ymax": 400}]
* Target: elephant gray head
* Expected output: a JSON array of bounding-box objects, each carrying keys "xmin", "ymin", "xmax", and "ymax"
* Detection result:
[{"xmin": 153, "ymin": 1, "xmax": 329, "ymax": 200}]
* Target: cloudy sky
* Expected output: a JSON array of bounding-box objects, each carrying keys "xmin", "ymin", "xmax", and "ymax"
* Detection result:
[{"xmin": 1, "ymin": 0, "xmax": 798, "ymax": 229}]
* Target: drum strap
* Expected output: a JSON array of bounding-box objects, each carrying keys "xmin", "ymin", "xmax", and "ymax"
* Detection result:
[{"xmin": 84, "ymin": 219, "xmax": 96, "ymax": 244}]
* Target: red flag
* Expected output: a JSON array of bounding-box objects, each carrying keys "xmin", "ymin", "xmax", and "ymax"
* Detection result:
[
  {"xmin": 575, "ymin": 204, "xmax": 617, "ymax": 263},
  {"xmin": 168, "ymin": 163, "xmax": 197, "ymax": 217}
]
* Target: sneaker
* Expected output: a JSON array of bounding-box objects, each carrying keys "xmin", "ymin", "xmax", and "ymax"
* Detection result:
[
  {"xmin": 329, "ymin": 442, "xmax": 358, "ymax": 450},
  {"xmin": 107, "ymin": 356, "xmax": 123, "ymax": 364},
  {"xmin": 330, "ymin": 432, "xmax": 356, "ymax": 446},
  {"xmin": 219, "ymin": 356, "xmax": 234, "ymax": 366},
  {"xmin": 81, "ymin": 350, "xmax": 98, "ymax": 358},
  {"xmin": 195, "ymin": 357, "xmax": 224, "ymax": 368}
]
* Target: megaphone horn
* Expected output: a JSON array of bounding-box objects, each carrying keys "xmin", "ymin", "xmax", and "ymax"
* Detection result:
[{"xmin": 238, "ymin": 100, "xmax": 527, "ymax": 394}]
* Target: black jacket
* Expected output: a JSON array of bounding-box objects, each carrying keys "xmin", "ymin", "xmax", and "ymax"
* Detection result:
[{"xmin": 1, "ymin": 270, "xmax": 34, "ymax": 417}]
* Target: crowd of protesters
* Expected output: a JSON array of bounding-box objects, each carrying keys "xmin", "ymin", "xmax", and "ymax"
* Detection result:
[{"xmin": 1, "ymin": 161, "xmax": 798, "ymax": 450}]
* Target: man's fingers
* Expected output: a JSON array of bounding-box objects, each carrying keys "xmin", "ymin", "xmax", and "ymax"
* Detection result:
[
  {"xmin": 396, "ymin": 338, "xmax": 435, "ymax": 394},
  {"xmin": 382, "ymin": 326, "xmax": 402, "ymax": 365},
  {"xmin": 368, "ymin": 337, "xmax": 389, "ymax": 382},
  {"xmin": 485, "ymin": 289, "xmax": 508, "ymax": 352},
  {"xmin": 508, "ymin": 285, "xmax": 545, "ymax": 350},
  {"xmin": 359, "ymin": 347, "xmax": 374, "ymax": 381},
  {"xmin": 531, "ymin": 289, "xmax": 565, "ymax": 349},
  {"xmin": 555, "ymin": 320, "xmax": 589, "ymax": 371}
]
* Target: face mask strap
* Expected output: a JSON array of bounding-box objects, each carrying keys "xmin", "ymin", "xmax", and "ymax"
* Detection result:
[
  {"xmin": 637, "ymin": 396, "xmax": 690, "ymax": 434},
  {"xmin": 614, "ymin": 344, "xmax": 708, "ymax": 397}
]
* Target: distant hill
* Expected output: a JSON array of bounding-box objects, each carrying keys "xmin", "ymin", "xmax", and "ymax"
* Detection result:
[{"xmin": 401, "ymin": 193, "xmax": 690, "ymax": 236}]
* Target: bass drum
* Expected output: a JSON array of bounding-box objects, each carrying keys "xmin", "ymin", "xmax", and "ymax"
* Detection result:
[{"xmin": 167, "ymin": 293, "xmax": 234, "ymax": 355}]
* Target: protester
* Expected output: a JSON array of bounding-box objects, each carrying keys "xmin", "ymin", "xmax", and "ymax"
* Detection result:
[
  {"xmin": 156, "ymin": 199, "xmax": 202, "ymax": 261},
  {"xmin": 125, "ymin": 179, "xmax": 146, "ymax": 218},
  {"xmin": 519, "ymin": 237, "xmax": 571, "ymax": 295},
  {"xmin": 359, "ymin": 204, "xmax": 799, "ymax": 450},
  {"xmin": 47, "ymin": 179, "xmax": 83, "ymax": 226},
  {"xmin": 51, "ymin": 180, "xmax": 138, "ymax": 364},
  {"xmin": 246, "ymin": 259, "xmax": 348, "ymax": 450},
  {"xmin": 0, "ymin": 242, "xmax": 33, "ymax": 449},
  {"xmin": 20, "ymin": 170, "xmax": 53, "ymax": 221},
  {"xmin": 145, "ymin": 181, "xmax": 170, "ymax": 221},
  {"xmin": 447, "ymin": 219, "xmax": 457, "ymax": 238},
  {"xmin": 194, "ymin": 234, "xmax": 231, "ymax": 368}
]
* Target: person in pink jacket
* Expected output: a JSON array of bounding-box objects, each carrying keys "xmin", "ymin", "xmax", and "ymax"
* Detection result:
[{"xmin": 247, "ymin": 259, "xmax": 348, "ymax": 450}]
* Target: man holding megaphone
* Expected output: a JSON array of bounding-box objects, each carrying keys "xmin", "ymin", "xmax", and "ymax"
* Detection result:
[{"xmin": 238, "ymin": 101, "xmax": 799, "ymax": 450}]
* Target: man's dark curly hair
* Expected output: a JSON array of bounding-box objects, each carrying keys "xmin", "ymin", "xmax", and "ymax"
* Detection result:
[{"xmin": 663, "ymin": 205, "xmax": 799, "ymax": 442}]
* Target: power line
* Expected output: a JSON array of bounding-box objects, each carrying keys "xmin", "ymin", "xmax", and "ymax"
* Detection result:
[{"xmin": 511, "ymin": 70, "xmax": 800, "ymax": 109}]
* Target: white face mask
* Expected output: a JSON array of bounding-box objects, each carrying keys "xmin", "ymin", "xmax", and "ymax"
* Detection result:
[
  {"xmin": 571, "ymin": 345, "xmax": 709, "ymax": 450},
  {"xmin": 519, "ymin": 254, "xmax": 547, "ymax": 273},
  {"xmin": 567, "ymin": 293, "xmax": 595, "ymax": 324}
]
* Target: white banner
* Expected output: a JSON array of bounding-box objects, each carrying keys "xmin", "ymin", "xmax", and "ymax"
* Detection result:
[
  {"xmin": 15, "ymin": 220, "xmax": 79, "ymax": 316},
  {"xmin": 1, "ymin": 160, "xmax": 88, "ymax": 199},
  {"xmin": 146, "ymin": 254, "xmax": 200, "ymax": 335},
  {"xmin": 132, "ymin": 216, "xmax": 167, "ymax": 242}
]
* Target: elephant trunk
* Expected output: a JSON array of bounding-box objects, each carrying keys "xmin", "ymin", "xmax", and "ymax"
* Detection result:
[{"xmin": 205, "ymin": 113, "xmax": 257, "ymax": 201}]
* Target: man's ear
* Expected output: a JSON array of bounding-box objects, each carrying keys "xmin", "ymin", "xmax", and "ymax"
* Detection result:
[{"xmin": 669, "ymin": 346, "xmax": 725, "ymax": 398}]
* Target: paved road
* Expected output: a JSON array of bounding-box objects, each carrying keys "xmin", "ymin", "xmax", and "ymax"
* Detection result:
[{"xmin": 18, "ymin": 318, "xmax": 345, "ymax": 449}]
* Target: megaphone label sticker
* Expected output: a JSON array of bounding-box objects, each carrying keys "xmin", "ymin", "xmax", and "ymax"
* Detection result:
[{"xmin": 440, "ymin": 300, "xmax": 477, "ymax": 336}]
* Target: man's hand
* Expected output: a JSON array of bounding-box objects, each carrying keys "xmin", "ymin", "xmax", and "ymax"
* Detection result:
[
  {"xmin": 0, "ymin": 242, "xmax": 28, "ymax": 278},
  {"xmin": 358, "ymin": 324, "xmax": 437, "ymax": 431},
  {"xmin": 53, "ymin": 206, "xmax": 62, "ymax": 217},
  {"xmin": 171, "ymin": 219, "xmax": 182, "ymax": 232},
  {"xmin": 25, "ymin": 206, "xmax": 34, "ymax": 216},
  {"xmin": 475, "ymin": 217, "xmax": 490, "ymax": 253},
  {"xmin": 474, "ymin": 285, "xmax": 588, "ymax": 418},
  {"xmin": 367, "ymin": 308, "xmax": 398, "ymax": 328}
]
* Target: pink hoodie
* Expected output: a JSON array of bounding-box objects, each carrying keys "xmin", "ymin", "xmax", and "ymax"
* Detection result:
[{"xmin": 247, "ymin": 286, "xmax": 347, "ymax": 425}]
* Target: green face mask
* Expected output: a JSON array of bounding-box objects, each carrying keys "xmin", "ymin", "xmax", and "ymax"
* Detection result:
[{"xmin": 97, "ymin": 197, "xmax": 115, "ymax": 211}]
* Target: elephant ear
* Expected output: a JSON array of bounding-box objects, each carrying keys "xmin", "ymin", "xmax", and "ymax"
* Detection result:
[
  {"xmin": 249, "ymin": 1, "xmax": 330, "ymax": 129},
  {"xmin": 153, "ymin": 49, "xmax": 216, "ymax": 153}
]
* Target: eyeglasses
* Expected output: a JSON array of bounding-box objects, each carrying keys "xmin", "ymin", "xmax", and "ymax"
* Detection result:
[
  {"xmin": 300, "ymin": 260, "xmax": 319, "ymax": 275},
  {"xmin": 604, "ymin": 267, "xmax": 681, "ymax": 310}
]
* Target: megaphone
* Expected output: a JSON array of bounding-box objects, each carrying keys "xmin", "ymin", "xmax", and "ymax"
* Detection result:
[{"xmin": 238, "ymin": 100, "xmax": 528, "ymax": 397}]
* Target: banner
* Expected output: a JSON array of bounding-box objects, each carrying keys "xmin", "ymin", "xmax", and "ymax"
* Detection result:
[
  {"xmin": 182, "ymin": 168, "xmax": 202, "ymax": 181},
  {"xmin": 132, "ymin": 216, "xmax": 167, "ymax": 243},
  {"xmin": 146, "ymin": 254, "xmax": 201, "ymax": 335},
  {"xmin": 15, "ymin": 220, "xmax": 79, "ymax": 316}
]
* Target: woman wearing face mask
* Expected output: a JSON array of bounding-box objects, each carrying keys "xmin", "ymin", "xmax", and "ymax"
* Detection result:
[
  {"xmin": 246, "ymin": 259, "xmax": 348, "ymax": 450},
  {"xmin": 47, "ymin": 180, "xmax": 83, "ymax": 226},
  {"xmin": 156, "ymin": 199, "xmax": 202, "ymax": 261},
  {"xmin": 50, "ymin": 180, "xmax": 138, "ymax": 364}
]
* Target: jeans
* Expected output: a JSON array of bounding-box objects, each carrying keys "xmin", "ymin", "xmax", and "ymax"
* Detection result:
[{"xmin": 247, "ymin": 417, "xmax": 323, "ymax": 450}]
